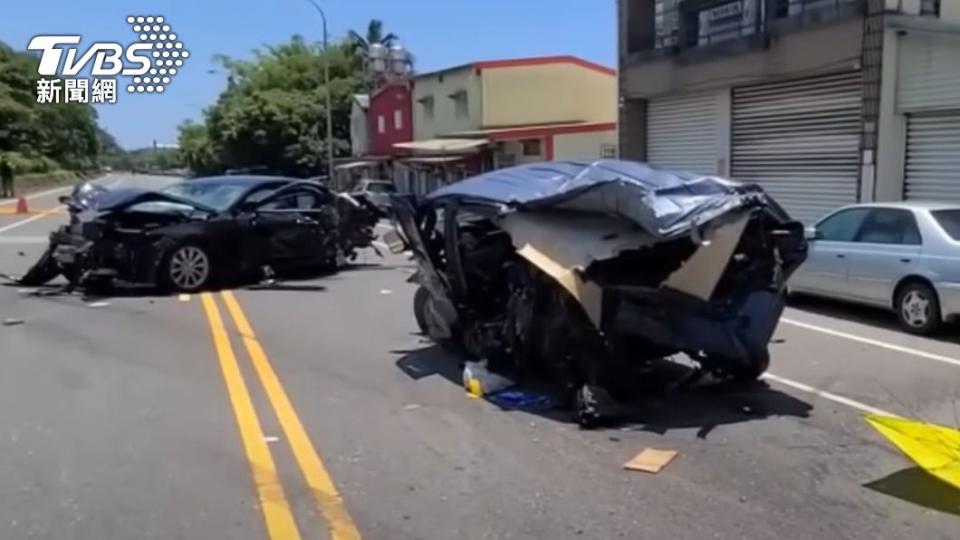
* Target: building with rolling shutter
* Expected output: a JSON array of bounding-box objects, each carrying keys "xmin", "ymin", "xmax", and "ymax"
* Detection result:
[{"xmin": 619, "ymin": 0, "xmax": 960, "ymax": 224}]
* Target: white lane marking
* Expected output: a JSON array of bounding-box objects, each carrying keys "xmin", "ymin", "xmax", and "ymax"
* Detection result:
[
  {"xmin": 0, "ymin": 208, "xmax": 63, "ymax": 235},
  {"xmin": 780, "ymin": 317, "xmax": 960, "ymax": 369},
  {"xmin": 0, "ymin": 236, "xmax": 49, "ymax": 244},
  {"xmin": 762, "ymin": 373, "xmax": 898, "ymax": 417}
]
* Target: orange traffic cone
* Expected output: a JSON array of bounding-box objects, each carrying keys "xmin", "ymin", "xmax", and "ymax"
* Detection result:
[{"xmin": 15, "ymin": 196, "xmax": 28, "ymax": 215}]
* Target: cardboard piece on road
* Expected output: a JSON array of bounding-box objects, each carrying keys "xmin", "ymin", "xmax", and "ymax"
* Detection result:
[
  {"xmin": 2, "ymin": 318, "xmax": 25, "ymax": 327},
  {"xmin": 178, "ymin": 294, "xmax": 191, "ymax": 302},
  {"xmin": 624, "ymin": 448, "xmax": 678, "ymax": 474}
]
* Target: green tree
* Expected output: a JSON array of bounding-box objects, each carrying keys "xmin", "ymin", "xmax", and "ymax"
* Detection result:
[
  {"xmin": 177, "ymin": 121, "xmax": 219, "ymax": 175},
  {"xmin": 0, "ymin": 41, "xmax": 109, "ymax": 172},
  {"xmin": 194, "ymin": 35, "xmax": 363, "ymax": 176}
]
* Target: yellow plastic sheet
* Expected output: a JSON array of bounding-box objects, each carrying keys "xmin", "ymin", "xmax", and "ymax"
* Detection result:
[{"xmin": 865, "ymin": 414, "xmax": 960, "ymax": 490}]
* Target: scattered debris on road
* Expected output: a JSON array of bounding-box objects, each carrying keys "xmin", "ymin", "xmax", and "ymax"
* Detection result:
[
  {"xmin": 486, "ymin": 389, "xmax": 554, "ymax": 412},
  {"xmin": 86, "ymin": 301, "xmax": 110, "ymax": 308},
  {"xmin": 263, "ymin": 436, "xmax": 280, "ymax": 443},
  {"xmin": 2, "ymin": 318, "xmax": 25, "ymax": 326},
  {"xmin": 178, "ymin": 294, "xmax": 191, "ymax": 302},
  {"xmin": 391, "ymin": 160, "xmax": 807, "ymax": 428},
  {"xmin": 380, "ymin": 289, "xmax": 393, "ymax": 295},
  {"xmin": 463, "ymin": 360, "xmax": 514, "ymax": 397},
  {"xmin": 865, "ymin": 414, "xmax": 960, "ymax": 490},
  {"xmin": 402, "ymin": 404, "xmax": 422, "ymax": 411},
  {"xmin": 623, "ymin": 448, "xmax": 678, "ymax": 474}
]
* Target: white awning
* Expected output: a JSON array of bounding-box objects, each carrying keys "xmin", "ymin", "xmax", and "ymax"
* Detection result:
[
  {"xmin": 393, "ymin": 138, "xmax": 489, "ymax": 153},
  {"xmin": 403, "ymin": 156, "xmax": 466, "ymax": 164},
  {"xmin": 335, "ymin": 160, "xmax": 376, "ymax": 171}
]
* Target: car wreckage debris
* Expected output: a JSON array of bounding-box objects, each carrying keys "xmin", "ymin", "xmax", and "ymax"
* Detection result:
[
  {"xmin": 16, "ymin": 177, "xmax": 382, "ymax": 294},
  {"xmin": 624, "ymin": 448, "xmax": 679, "ymax": 474},
  {"xmin": 391, "ymin": 160, "xmax": 808, "ymax": 428}
]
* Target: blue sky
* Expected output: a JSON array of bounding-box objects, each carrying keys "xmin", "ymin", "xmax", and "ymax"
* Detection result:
[{"xmin": 1, "ymin": 0, "xmax": 616, "ymax": 150}]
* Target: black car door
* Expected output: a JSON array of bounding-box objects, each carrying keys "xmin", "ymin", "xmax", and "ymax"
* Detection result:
[{"xmin": 248, "ymin": 186, "xmax": 336, "ymax": 269}]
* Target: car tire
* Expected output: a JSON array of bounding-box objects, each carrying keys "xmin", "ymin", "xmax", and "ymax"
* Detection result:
[
  {"xmin": 734, "ymin": 348, "xmax": 770, "ymax": 382},
  {"xmin": 896, "ymin": 281, "xmax": 942, "ymax": 336},
  {"xmin": 162, "ymin": 243, "xmax": 213, "ymax": 293},
  {"xmin": 413, "ymin": 286, "xmax": 430, "ymax": 336}
]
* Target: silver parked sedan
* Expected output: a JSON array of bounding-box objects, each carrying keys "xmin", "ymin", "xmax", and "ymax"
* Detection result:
[{"xmin": 788, "ymin": 202, "xmax": 960, "ymax": 335}]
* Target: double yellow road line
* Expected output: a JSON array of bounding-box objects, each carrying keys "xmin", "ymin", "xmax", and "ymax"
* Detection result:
[{"xmin": 200, "ymin": 291, "xmax": 361, "ymax": 540}]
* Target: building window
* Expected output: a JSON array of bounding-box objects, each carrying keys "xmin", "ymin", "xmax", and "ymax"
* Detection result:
[
  {"xmin": 419, "ymin": 96, "xmax": 434, "ymax": 121},
  {"xmin": 601, "ymin": 144, "xmax": 617, "ymax": 159},
  {"xmin": 450, "ymin": 90, "xmax": 468, "ymax": 118},
  {"xmin": 394, "ymin": 109, "xmax": 403, "ymax": 130},
  {"xmin": 521, "ymin": 139, "xmax": 542, "ymax": 156},
  {"xmin": 377, "ymin": 115, "xmax": 385, "ymax": 134},
  {"xmin": 921, "ymin": 0, "xmax": 940, "ymax": 16}
]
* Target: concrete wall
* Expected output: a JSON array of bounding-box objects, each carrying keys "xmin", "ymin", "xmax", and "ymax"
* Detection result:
[
  {"xmin": 412, "ymin": 67, "xmax": 482, "ymax": 140},
  {"xmin": 943, "ymin": 0, "xmax": 960, "ymax": 23},
  {"xmin": 875, "ymin": 26, "xmax": 960, "ymax": 202},
  {"xmin": 553, "ymin": 130, "xmax": 619, "ymax": 161},
  {"xmin": 621, "ymin": 16, "xmax": 864, "ymax": 98},
  {"xmin": 350, "ymin": 102, "xmax": 368, "ymax": 157},
  {"xmin": 368, "ymin": 84, "xmax": 412, "ymax": 156},
  {"xmin": 481, "ymin": 63, "xmax": 617, "ymax": 127}
]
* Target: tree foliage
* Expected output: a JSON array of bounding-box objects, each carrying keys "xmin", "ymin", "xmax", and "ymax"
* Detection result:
[
  {"xmin": 179, "ymin": 35, "xmax": 364, "ymax": 176},
  {"xmin": 0, "ymin": 41, "xmax": 107, "ymax": 172}
]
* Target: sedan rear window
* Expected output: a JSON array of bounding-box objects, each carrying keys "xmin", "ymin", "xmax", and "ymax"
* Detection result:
[{"xmin": 932, "ymin": 209, "xmax": 960, "ymax": 241}]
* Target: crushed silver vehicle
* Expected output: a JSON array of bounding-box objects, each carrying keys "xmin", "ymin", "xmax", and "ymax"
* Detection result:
[{"xmin": 389, "ymin": 160, "xmax": 808, "ymax": 427}]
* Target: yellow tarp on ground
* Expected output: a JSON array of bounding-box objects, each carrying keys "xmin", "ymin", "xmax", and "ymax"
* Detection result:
[{"xmin": 865, "ymin": 414, "xmax": 960, "ymax": 490}]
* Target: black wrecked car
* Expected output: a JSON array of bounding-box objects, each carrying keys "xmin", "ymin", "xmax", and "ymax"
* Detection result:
[
  {"xmin": 388, "ymin": 160, "xmax": 808, "ymax": 427},
  {"xmin": 20, "ymin": 176, "xmax": 381, "ymax": 292}
]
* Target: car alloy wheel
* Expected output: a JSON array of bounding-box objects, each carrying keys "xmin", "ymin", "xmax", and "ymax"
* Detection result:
[
  {"xmin": 168, "ymin": 245, "xmax": 211, "ymax": 291},
  {"xmin": 900, "ymin": 289, "xmax": 931, "ymax": 328}
]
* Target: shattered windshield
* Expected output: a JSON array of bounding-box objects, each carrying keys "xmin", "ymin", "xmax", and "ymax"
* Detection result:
[{"xmin": 160, "ymin": 180, "xmax": 253, "ymax": 211}]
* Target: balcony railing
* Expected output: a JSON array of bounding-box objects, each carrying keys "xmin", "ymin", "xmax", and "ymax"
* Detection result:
[{"xmin": 652, "ymin": 0, "xmax": 861, "ymax": 52}]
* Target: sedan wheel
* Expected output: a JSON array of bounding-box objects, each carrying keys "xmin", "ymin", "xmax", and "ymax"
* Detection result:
[
  {"xmin": 167, "ymin": 245, "xmax": 211, "ymax": 292},
  {"xmin": 896, "ymin": 283, "xmax": 941, "ymax": 335}
]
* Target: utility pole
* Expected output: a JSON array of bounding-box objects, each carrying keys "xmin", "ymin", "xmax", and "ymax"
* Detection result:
[{"xmin": 304, "ymin": 0, "xmax": 335, "ymax": 186}]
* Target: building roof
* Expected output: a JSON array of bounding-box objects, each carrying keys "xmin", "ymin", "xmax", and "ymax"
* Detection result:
[
  {"xmin": 353, "ymin": 94, "xmax": 369, "ymax": 109},
  {"xmin": 414, "ymin": 55, "xmax": 615, "ymax": 80}
]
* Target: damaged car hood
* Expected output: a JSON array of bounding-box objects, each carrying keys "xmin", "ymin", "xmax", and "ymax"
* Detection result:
[
  {"xmin": 427, "ymin": 160, "xmax": 787, "ymax": 240},
  {"xmin": 65, "ymin": 183, "xmax": 217, "ymax": 214}
]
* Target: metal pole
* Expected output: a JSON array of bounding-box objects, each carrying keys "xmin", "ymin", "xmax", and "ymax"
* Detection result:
[{"xmin": 305, "ymin": 0, "xmax": 335, "ymax": 186}]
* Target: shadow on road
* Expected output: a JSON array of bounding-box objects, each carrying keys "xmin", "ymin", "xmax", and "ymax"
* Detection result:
[
  {"xmin": 864, "ymin": 466, "xmax": 960, "ymax": 516},
  {"xmin": 393, "ymin": 344, "xmax": 813, "ymax": 435},
  {"xmin": 245, "ymin": 283, "xmax": 328, "ymax": 292},
  {"xmin": 788, "ymin": 294, "xmax": 960, "ymax": 344},
  {"xmin": 625, "ymin": 380, "xmax": 813, "ymax": 439}
]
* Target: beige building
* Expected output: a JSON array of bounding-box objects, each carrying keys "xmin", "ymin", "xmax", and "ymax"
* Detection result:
[
  {"xmin": 619, "ymin": 0, "xmax": 960, "ymax": 223},
  {"xmin": 396, "ymin": 56, "xmax": 618, "ymax": 193}
]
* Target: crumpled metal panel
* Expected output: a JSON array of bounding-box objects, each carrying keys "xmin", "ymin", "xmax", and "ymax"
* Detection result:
[{"xmin": 426, "ymin": 160, "xmax": 790, "ymax": 239}]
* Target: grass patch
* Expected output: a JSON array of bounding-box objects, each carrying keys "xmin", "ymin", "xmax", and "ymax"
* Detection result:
[{"xmin": 13, "ymin": 170, "xmax": 93, "ymax": 195}]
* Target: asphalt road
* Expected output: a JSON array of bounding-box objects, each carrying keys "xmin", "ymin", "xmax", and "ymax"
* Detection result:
[{"xmin": 0, "ymin": 173, "xmax": 958, "ymax": 539}]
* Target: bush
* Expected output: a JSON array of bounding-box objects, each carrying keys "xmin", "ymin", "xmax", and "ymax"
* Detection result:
[{"xmin": 0, "ymin": 151, "xmax": 60, "ymax": 174}]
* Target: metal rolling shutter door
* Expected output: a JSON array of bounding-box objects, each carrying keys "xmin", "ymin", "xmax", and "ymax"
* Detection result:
[
  {"xmin": 732, "ymin": 72, "xmax": 861, "ymax": 224},
  {"xmin": 905, "ymin": 114, "xmax": 960, "ymax": 202},
  {"xmin": 647, "ymin": 93, "xmax": 718, "ymax": 174}
]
